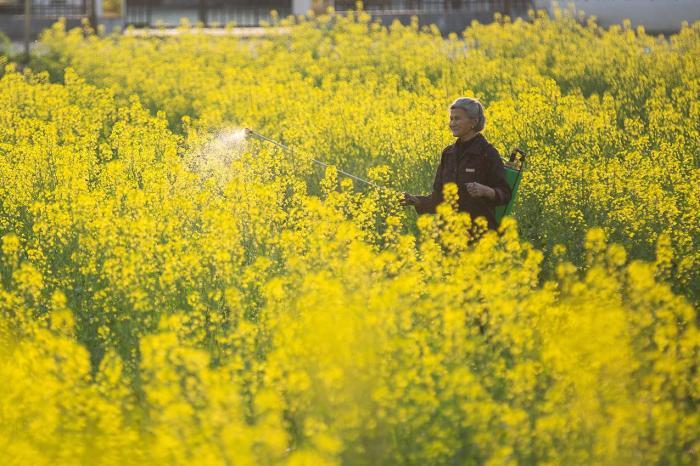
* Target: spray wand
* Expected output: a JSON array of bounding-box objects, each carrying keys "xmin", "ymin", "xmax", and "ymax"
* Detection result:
[{"xmin": 244, "ymin": 128, "xmax": 395, "ymax": 192}]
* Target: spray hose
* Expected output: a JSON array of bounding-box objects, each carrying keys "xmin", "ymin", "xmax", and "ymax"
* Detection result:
[
  {"xmin": 244, "ymin": 128, "xmax": 526, "ymax": 220},
  {"xmin": 244, "ymin": 128, "xmax": 395, "ymax": 192}
]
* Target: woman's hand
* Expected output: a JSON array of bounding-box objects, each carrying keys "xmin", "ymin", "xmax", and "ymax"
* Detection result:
[
  {"xmin": 401, "ymin": 192, "xmax": 420, "ymax": 206},
  {"xmin": 466, "ymin": 182, "xmax": 496, "ymax": 200}
]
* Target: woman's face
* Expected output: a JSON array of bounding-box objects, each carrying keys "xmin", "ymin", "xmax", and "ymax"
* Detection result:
[{"xmin": 449, "ymin": 108, "xmax": 477, "ymax": 138}]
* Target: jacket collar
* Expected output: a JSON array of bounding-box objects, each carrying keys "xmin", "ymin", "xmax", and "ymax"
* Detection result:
[{"xmin": 451, "ymin": 133, "xmax": 488, "ymax": 156}]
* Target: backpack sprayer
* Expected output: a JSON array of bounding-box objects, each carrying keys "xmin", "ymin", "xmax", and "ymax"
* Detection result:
[
  {"xmin": 243, "ymin": 128, "xmax": 526, "ymax": 225},
  {"xmin": 496, "ymin": 148, "xmax": 526, "ymax": 224}
]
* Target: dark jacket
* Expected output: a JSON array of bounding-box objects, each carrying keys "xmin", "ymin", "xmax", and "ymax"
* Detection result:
[{"xmin": 414, "ymin": 133, "xmax": 512, "ymax": 230}]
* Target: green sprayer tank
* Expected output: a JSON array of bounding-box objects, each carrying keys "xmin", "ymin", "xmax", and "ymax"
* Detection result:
[{"xmin": 495, "ymin": 149, "xmax": 526, "ymax": 226}]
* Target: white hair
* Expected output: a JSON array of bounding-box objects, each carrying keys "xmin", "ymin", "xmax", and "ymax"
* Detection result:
[{"xmin": 449, "ymin": 97, "xmax": 486, "ymax": 132}]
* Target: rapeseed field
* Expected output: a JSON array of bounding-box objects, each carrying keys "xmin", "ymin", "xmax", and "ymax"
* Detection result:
[{"xmin": 1, "ymin": 5, "xmax": 698, "ymax": 465}]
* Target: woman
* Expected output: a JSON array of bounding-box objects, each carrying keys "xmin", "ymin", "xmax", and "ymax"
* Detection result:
[{"xmin": 402, "ymin": 97, "xmax": 512, "ymax": 230}]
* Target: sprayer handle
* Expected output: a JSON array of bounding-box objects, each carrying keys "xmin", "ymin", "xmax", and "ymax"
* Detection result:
[{"xmin": 509, "ymin": 148, "xmax": 527, "ymax": 163}]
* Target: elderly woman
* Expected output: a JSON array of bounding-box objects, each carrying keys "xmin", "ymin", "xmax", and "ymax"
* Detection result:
[{"xmin": 402, "ymin": 97, "xmax": 512, "ymax": 230}]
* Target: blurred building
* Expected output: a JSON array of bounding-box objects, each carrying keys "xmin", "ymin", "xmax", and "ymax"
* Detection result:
[
  {"xmin": 124, "ymin": 0, "xmax": 292, "ymax": 27},
  {"xmin": 534, "ymin": 0, "xmax": 700, "ymax": 34},
  {"xmin": 0, "ymin": 0, "xmax": 533, "ymax": 37},
  {"xmin": 331, "ymin": 0, "xmax": 534, "ymax": 34},
  {"xmin": 0, "ymin": 0, "xmax": 93, "ymax": 40},
  {"xmin": 3, "ymin": 0, "xmax": 696, "ymax": 41},
  {"xmin": 122, "ymin": 0, "xmax": 534, "ymax": 29}
]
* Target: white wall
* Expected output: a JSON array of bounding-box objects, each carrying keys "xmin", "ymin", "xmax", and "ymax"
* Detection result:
[
  {"xmin": 534, "ymin": 0, "xmax": 700, "ymax": 32},
  {"xmin": 293, "ymin": 0, "xmax": 312, "ymax": 15},
  {"xmin": 32, "ymin": 0, "xmax": 84, "ymax": 6}
]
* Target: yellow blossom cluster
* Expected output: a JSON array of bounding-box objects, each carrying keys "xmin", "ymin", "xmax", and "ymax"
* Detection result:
[
  {"xmin": 0, "ymin": 4, "xmax": 698, "ymax": 465},
  {"xmin": 33, "ymin": 5, "xmax": 699, "ymax": 302}
]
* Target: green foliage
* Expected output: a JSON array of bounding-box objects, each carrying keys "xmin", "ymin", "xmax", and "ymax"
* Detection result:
[{"xmin": 1, "ymin": 7, "xmax": 699, "ymax": 465}]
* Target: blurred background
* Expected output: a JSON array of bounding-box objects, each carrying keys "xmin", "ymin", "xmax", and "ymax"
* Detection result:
[{"xmin": 1, "ymin": 0, "xmax": 699, "ymax": 44}]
